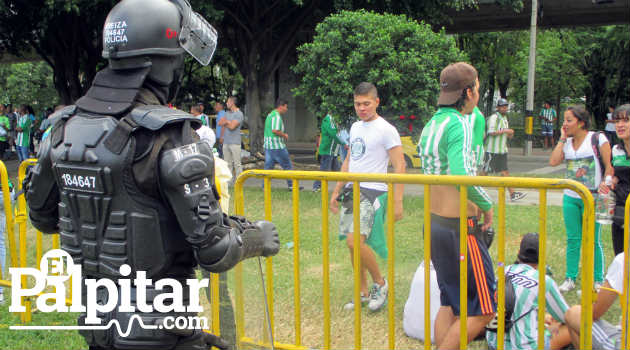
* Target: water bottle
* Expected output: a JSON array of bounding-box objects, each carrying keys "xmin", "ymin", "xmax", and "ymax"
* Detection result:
[{"xmin": 596, "ymin": 175, "xmax": 615, "ymax": 225}]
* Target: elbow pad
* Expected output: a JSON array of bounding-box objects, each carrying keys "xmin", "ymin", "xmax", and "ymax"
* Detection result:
[
  {"xmin": 195, "ymin": 216, "xmax": 280, "ymax": 273},
  {"xmin": 159, "ymin": 141, "xmax": 223, "ymax": 239}
]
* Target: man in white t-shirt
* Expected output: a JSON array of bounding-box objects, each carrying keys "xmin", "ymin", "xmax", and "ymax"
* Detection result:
[
  {"xmin": 564, "ymin": 252, "xmax": 626, "ymax": 349},
  {"xmin": 330, "ymin": 82, "xmax": 405, "ymax": 312}
]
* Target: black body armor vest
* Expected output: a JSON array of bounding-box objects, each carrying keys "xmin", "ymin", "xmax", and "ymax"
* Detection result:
[{"xmin": 49, "ymin": 110, "xmax": 194, "ymax": 280}]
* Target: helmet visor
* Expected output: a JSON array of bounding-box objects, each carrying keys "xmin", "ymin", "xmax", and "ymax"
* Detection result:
[{"xmin": 176, "ymin": 0, "xmax": 218, "ymax": 66}]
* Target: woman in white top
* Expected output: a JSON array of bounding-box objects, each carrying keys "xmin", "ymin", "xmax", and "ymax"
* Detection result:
[{"xmin": 549, "ymin": 105, "xmax": 613, "ymax": 293}]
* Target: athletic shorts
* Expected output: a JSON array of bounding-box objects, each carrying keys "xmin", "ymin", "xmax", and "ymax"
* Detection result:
[
  {"xmin": 541, "ymin": 123, "xmax": 553, "ymax": 136},
  {"xmin": 429, "ymin": 214, "xmax": 496, "ymax": 316},
  {"xmin": 339, "ymin": 196, "xmax": 375, "ymax": 238},
  {"xmin": 592, "ymin": 319, "xmax": 621, "ymax": 350},
  {"xmin": 484, "ymin": 152, "xmax": 508, "ymax": 173}
]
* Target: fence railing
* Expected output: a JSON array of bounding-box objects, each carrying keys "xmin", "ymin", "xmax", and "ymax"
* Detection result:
[
  {"xmin": 2, "ymin": 163, "xmax": 607, "ymax": 350},
  {"xmin": 233, "ymin": 169, "xmax": 597, "ymax": 350}
]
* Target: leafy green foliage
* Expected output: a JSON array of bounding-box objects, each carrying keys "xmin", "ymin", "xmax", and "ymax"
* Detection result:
[
  {"xmin": 293, "ymin": 10, "xmax": 465, "ymax": 126},
  {"xmin": 572, "ymin": 26, "xmax": 630, "ymax": 127},
  {"xmin": 458, "ymin": 31, "xmax": 527, "ymax": 116},
  {"xmin": 0, "ymin": 62, "xmax": 59, "ymax": 111},
  {"xmin": 174, "ymin": 48, "xmax": 244, "ymax": 109},
  {"xmin": 509, "ymin": 29, "xmax": 588, "ymax": 114}
]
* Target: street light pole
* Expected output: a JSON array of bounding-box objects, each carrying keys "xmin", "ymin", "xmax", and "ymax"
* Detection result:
[{"xmin": 524, "ymin": 0, "xmax": 538, "ymax": 156}]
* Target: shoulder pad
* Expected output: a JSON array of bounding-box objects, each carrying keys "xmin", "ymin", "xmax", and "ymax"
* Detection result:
[
  {"xmin": 49, "ymin": 105, "xmax": 77, "ymax": 148},
  {"xmin": 130, "ymin": 105, "xmax": 201, "ymax": 131},
  {"xmin": 49, "ymin": 105, "xmax": 77, "ymax": 124}
]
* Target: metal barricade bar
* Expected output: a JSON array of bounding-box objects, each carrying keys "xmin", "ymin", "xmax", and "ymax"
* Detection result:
[{"xmin": 233, "ymin": 169, "xmax": 595, "ymax": 350}]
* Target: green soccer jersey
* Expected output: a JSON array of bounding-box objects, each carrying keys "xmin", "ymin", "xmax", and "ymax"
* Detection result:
[
  {"xmin": 539, "ymin": 107, "xmax": 556, "ymax": 125},
  {"xmin": 487, "ymin": 264, "xmax": 568, "ymax": 350},
  {"xmin": 318, "ymin": 114, "xmax": 344, "ymax": 156},
  {"xmin": 264, "ymin": 109, "xmax": 286, "ymax": 150},
  {"xmin": 0, "ymin": 115, "xmax": 9, "ymax": 142},
  {"xmin": 485, "ymin": 112, "xmax": 509, "ymax": 154},
  {"xmin": 418, "ymin": 107, "xmax": 492, "ymax": 211},
  {"xmin": 468, "ymin": 106, "xmax": 486, "ymax": 168},
  {"xmin": 16, "ymin": 114, "xmax": 31, "ymax": 148}
]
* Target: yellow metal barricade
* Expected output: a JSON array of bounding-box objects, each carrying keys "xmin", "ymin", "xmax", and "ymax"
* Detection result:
[
  {"xmin": 0, "ymin": 160, "xmax": 18, "ymax": 293},
  {"xmin": 232, "ymin": 169, "xmax": 596, "ymax": 350}
]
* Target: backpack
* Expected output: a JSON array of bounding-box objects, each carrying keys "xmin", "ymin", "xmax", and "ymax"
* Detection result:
[
  {"xmin": 486, "ymin": 271, "xmax": 535, "ymax": 334},
  {"xmin": 591, "ymin": 131, "xmax": 608, "ymax": 175}
]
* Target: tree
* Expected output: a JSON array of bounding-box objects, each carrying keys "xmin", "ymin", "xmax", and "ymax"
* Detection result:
[
  {"xmin": 208, "ymin": 0, "xmax": 505, "ymax": 151},
  {"xmin": 0, "ymin": 0, "xmax": 115, "ymax": 104},
  {"xmin": 174, "ymin": 48, "xmax": 244, "ymax": 109},
  {"xmin": 0, "ymin": 61, "xmax": 59, "ymax": 111},
  {"xmin": 293, "ymin": 10, "xmax": 465, "ymax": 127},
  {"xmin": 572, "ymin": 26, "xmax": 630, "ymax": 128},
  {"xmin": 458, "ymin": 31, "xmax": 527, "ymax": 116}
]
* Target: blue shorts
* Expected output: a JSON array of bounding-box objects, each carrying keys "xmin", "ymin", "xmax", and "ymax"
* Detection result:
[
  {"xmin": 429, "ymin": 215, "xmax": 497, "ymax": 316},
  {"xmin": 541, "ymin": 124, "xmax": 553, "ymax": 136}
]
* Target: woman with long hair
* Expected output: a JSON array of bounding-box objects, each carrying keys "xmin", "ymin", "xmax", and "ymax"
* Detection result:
[
  {"xmin": 603, "ymin": 104, "xmax": 630, "ymax": 255},
  {"xmin": 549, "ymin": 105, "xmax": 613, "ymax": 292}
]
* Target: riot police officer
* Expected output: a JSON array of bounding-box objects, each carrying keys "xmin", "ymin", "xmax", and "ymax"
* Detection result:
[{"xmin": 24, "ymin": 0, "xmax": 280, "ymax": 349}]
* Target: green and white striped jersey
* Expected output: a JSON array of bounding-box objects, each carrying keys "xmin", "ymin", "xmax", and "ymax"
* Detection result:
[
  {"xmin": 467, "ymin": 106, "xmax": 486, "ymax": 169},
  {"xmin": 418, "ymin": 107, "xmax": 493, "ymax": 211},
  {"xmin": 487, "ymin": 264, "xmax": 569, "ymax": 350},
  {"xmin": 485, "ymin": 112, "xmax": 509, "ymax": 154},
  {"xmin": 539, "ymin": 108, "xmax": 556, "ymax": 125},
  {"xmin": 264, "ymin": 109, "xmax": 286, "ymax": 150}
]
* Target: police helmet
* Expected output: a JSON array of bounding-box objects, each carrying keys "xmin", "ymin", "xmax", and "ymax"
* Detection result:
[
  {"xmin": 102, "ymin": 0, "xmax": 217, "ymax": 68},
  {"xmin": 497, "ymin": 98, "xmax": 509, "ymax": 107}
]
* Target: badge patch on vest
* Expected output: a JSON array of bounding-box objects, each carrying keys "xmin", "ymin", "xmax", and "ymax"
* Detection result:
[{"xmin": 55, "ymin": 166, "xmax": 105, "ymax": 194}]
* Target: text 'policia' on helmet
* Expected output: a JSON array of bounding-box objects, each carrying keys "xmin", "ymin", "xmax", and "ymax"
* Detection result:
[{"xmin": 102, "ymin": 0, "xmax": 217, "ymax": 67}]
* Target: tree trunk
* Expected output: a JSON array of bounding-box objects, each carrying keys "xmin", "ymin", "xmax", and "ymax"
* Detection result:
[
  {"xmin": 485, "ymin": 69, "xmax": 496, "ymax": 117},
  {"xmin": 498, "ymin": 79, "xmax": 509, "ymax": 99}
]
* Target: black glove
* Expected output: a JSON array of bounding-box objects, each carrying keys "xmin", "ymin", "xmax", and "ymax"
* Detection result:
[{"xmin": 253, "ymin": 220, "xmax": 280, "ymax": 257}]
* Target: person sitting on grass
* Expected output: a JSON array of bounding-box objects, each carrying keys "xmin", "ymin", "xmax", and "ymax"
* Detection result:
[
  {"xmin": 486, "ymin": 233, "xmax": 571, "ymax": 350},
  {"xmin": 564, "ymin": 251, "xmax": 626, "ymax": 349}
]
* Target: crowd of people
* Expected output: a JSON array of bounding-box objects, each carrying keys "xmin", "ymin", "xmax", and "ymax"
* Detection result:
[{"xmin": 1, "ymin": 61, "xmax": 628, "ymax": 349}]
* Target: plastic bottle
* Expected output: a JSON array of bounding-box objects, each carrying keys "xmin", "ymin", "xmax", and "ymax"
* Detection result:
[{"xmin": 596, "ymin": 175, "xmax": 615, "ymax": 225}]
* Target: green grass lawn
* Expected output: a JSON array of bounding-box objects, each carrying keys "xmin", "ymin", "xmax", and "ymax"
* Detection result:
[{"xmin": 0, "ymin": 186, "xmax": 617, "ymax": 349}]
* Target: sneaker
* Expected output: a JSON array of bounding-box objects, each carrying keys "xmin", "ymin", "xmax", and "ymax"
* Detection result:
[
  {"xmin": 368, "ymin": 279, "xmax": 389, "ymax": 311},
  {"xmin": 559, "ymin": 278, "xmax": 576, "ymax": 293},
  {"xmin": 510, "ymin": 192, "xmax": 527, "ymax": 202},
  {"xmin": 288, "ymin": 186, "xmax": 304, "ymax": 191},
  {"xmin": 312, "ymin": 187, "xmax": 321, "ymax": 193},
  {"xmin": 343, "ymin": 294, "xmax": 370, "ymax": 311}
]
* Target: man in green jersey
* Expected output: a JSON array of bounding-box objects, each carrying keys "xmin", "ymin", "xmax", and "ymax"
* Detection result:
[
  {"xmin": 483, "ymin": 98, "xmax": 526, "ymax": 201},
  {"xmin": 419, "ymin": 62, "xmax": 495, "ymax": 349},
  {"xmin": 313, "ymin": 113, "xmax": 345, "ymax": 192},
  {"xmin": 264, "ymin": 98, "xmax": 299, "ymax": 190},
  {"xmin": 539, "ymin": 101, "xmax": 557, "ymax": 150}
]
